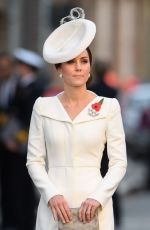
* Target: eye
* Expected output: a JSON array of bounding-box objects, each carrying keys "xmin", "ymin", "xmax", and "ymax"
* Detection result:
[
  {"xmin": 82, "ymin": 59, "xmax": 88, "ymax": 63},
  {"xmin": 66, "ymin": 59, "xmax": 74, "ymax": 64}
]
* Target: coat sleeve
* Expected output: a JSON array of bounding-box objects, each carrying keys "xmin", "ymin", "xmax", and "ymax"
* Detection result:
[
  {"xmin": 88, "ymin": 98, "xmax": 127, "ymax": 207},
  {"xmin": 26, "ymin": 97, "xmax": 60, "ymax": 204}
]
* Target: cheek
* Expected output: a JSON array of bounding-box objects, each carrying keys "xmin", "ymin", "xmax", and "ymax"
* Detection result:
[
  {"xmin": 84, "ymin": 66, "xmax": 91, "ymax": 75},
  {"xmin": 61, "ymin": 67, "xmax": 73, "ymax": 77},
  {"xmin": 62, "ymin": 71, "xmax": 72, "ymax": 80}
]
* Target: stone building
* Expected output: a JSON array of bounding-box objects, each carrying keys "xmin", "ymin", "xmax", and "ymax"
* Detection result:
[{"xmin": 0, "ymin": 0, "xmax": 150, "ymax": 79}]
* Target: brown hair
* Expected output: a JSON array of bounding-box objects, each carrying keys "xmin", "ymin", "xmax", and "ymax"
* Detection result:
[
  {"xmin": 85, "ymin": 47, "xmax": 92, "ymax": 84},
  {"xmin": 55, "ymin": 47, "xmax": 93, "ymax": 84}
]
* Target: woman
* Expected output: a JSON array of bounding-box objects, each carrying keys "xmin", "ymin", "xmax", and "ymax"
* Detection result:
[{"xmin": 26, "ymin": 7, "xmax": 127, "ymax": 230}]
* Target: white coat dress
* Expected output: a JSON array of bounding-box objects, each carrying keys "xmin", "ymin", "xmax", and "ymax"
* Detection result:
[{"xmin": 26, "ymin": 94, "xmax": 127, "ymax": 230}]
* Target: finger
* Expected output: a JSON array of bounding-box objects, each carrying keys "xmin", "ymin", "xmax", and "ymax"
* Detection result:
[
  {"xmin": 91, "ymin": 205, "xmax": 96, "ymax": 219},
  {"xmin": 55, "ymin": 206, "xmax": 66, "ymax": 223},
  {"xmin": 86, "ymin": 205, "xmax": 92, "ymax": 222},
  {"xmin": 79, "ymin": 204, "xmax": 82, "ymax": 222},
  {"xmin": 81, "ymin": 202, "xmax": 88, "ymax": 223},
  {"xmin": 63, "ymin": 203, "xmax": 72, "ymax": 221},
  {"xmin": 51, "ymin": 206, "xmax": 58, "ymax": 221},
  {"xmin": 78, "ymin": 203, "xmax": 84, "ymax": 221},
  {"xmin": 60, "ymin": 204, "xmax": 70, "ymax": 223}
]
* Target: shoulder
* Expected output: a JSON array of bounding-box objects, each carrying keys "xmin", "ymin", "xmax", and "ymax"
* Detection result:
[
  {"xmin": 100, "ymin": 96, "xmax": 121, "ymax": 118},
  {"xmin": 100, "ymin": 96, "xmax": 119, "ymax": 107},
  {"xmin": 105, "ymin": 97, "xmax": 121, "ymax": 118},
  {"xmin": 33, "ymin": 96, "xmax": 57, "ymax": 114},
  {"xmin": 103, "ymin": 97, "xmax": 120, "ymax": 107}
]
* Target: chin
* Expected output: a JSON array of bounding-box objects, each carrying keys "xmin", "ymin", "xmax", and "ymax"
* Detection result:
[{"xmin": 72, "ymin": 79, "xmax": 88, "ymax": 86}]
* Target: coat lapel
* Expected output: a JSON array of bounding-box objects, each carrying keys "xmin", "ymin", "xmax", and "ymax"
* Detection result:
[
  {"xmin": 38, "ymin": 96, "xmax": 109, "ymax": 123},
  {"xmin": 38, "ymin": 97, "xmax": 70, "ymax": 122}
]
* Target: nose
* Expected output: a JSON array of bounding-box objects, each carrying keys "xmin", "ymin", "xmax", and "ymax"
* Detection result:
[{"xmin": 75, "ymin": 61, "xmax": 81, "ymax": 71}]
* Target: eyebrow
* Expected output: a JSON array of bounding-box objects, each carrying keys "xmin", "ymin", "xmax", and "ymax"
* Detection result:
[
  {"xmin": 76, "ymin": 56, "xmax": 89, "ymax": 60},
  {"xmin": 80, "ymin": 56, "xmax": 89, "ymax": 58},
  {"xmin": 68, "ymin": 56, "xmax": 89, "ymax": 62}
]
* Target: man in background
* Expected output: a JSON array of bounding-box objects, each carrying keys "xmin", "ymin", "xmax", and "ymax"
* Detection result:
[
  {"xmin": 0, "ymin": 48, "xmax": 46, "ymax": 230},
  {"xmin": 0, "ymin": 52, "xmax": 18, "ymax": 230}
]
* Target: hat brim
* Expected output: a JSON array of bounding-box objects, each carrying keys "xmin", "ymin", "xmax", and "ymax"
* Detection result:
[
  {"xmin": 43, "ymin": 19, "xmax": 96, "ymax": 64},
  {"xmin": 14, "ymin": 48, "xmax": 44, "ymax": 69}
]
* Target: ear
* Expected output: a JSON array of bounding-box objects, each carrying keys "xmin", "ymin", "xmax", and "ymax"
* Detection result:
[{"xmin": 58, "ymin": 66, "xmax": 62, "ymax": 74}]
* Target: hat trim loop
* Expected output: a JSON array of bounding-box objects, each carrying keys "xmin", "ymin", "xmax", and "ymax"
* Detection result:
[{"xmin": 60, "ymin": 7, "xmax": 85, "ymax": 25}]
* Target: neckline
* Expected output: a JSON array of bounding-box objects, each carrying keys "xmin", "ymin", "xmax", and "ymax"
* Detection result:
[{"xmin": 55, "ymin": 91, "xmax": 98, "ymax": 122}]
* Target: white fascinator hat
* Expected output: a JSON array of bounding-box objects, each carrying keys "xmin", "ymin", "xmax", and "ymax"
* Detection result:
[{"xmin": 43, "ymin": 7, "xmax": 96, "ymax": 64}]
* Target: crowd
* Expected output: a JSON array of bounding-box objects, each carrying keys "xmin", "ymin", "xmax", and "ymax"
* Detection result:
[{"xmin": 0, "ymin": 49, "xmax": 62, "ymax": 230}]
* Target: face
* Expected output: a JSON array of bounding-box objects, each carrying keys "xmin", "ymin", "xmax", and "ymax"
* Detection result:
[
  {"xmin": 58, "ymin": 50, "xmax": 91, "ymax": 88},
  {"xmin": 0, "ymin": 58, "xmax": 13, "ymax": 80},
  {"xmin": 14, "ymin": 62, "xmax": 35, "ymax": 77}
]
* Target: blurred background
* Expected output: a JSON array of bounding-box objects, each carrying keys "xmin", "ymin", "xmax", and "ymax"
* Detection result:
[{"xmin": 0, "ymin": 0, "xmax": 150, "ymax": 230}]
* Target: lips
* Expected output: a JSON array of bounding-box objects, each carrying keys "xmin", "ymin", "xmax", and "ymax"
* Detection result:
[{"xmin": 73, "ymin": 75, "xmax": 83, "ymax": 77}]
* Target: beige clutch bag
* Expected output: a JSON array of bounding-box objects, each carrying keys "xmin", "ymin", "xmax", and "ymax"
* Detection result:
[{"xmin": 58, "ymin": 208, "xmax": 99, "ymax": 230}]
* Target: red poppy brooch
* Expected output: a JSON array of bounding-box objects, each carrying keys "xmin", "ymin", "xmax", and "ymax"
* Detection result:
[{"xmin": 88, "ymin": 98, "xmax": 104, "ymax": 116}]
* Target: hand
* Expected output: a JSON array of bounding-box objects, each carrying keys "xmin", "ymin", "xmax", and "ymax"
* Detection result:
[
  {"xmin": 79, "ymin": 198, "xmax": 101, "ymax": 223},
  {"xmin": 48, "ymin": 195, "xmax": 72, "ymax": 224}
]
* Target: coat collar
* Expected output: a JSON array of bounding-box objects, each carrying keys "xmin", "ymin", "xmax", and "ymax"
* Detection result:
[{"xmin": 38, "ymin": 95, "xmax": 109, "ymax": 124}]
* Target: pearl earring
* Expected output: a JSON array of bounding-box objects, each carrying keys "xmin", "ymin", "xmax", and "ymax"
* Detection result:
[
  {"xmin": 59, "ymin": 73, "xmax": 62, "ymax": 78},
  {"xmin": 88, "ymin": 73, "xmax": 90, "ymax": 78}
]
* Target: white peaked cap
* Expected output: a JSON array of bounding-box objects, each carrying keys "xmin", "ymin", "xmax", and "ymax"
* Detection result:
[
  {"xmin": 43, "ymin": 7, "xmax": 96, "ymax": 64},
  {"xmin": 13, "ymin": 48, "xmax": 44, "ymax": 69}
]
